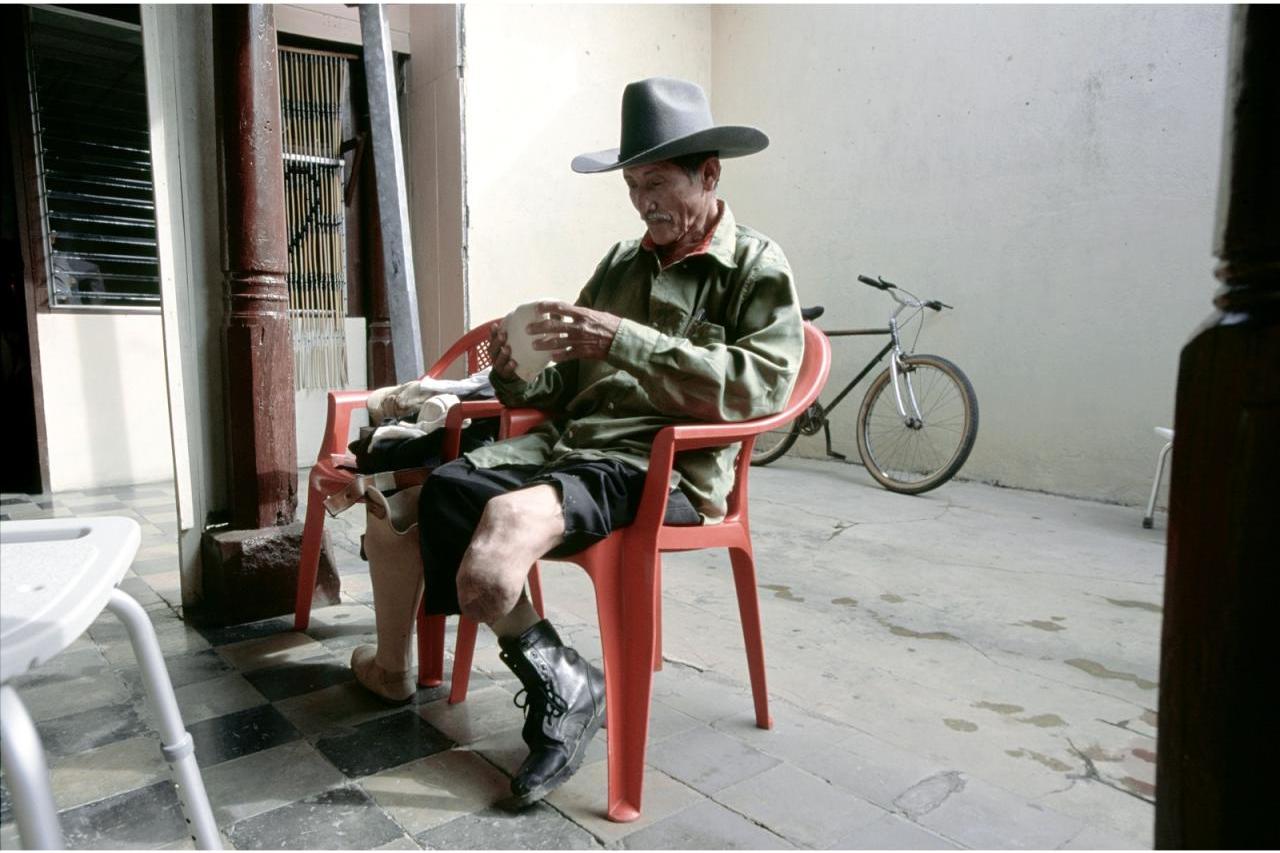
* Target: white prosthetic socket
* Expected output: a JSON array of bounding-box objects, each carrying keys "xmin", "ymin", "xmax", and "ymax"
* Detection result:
[{"xmin": 351, "ymin": 484, "xmax": 424, "ymax": 702}]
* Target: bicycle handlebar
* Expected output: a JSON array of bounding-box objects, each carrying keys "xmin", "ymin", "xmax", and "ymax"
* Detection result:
[
  {"xmin": 858, "ymin": 273, "xmax": 953, "ymax": 311},
  {"xmin": 857, "ymin": 274, "xmax": 894, "ymax": 290}
]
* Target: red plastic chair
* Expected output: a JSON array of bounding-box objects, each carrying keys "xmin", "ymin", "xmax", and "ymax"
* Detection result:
[
  {"xmin": 445, "ymin": 322, "xmax": 831, "ymax": 822},
  {"xmin": 293, "ymin": 321, "xmax": 553, "ymax": 686}
]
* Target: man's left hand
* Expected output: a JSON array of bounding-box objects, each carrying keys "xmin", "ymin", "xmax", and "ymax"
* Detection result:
[{"xmin": 526, "ymin": 301, "xmax": 622, "ymax": 363}]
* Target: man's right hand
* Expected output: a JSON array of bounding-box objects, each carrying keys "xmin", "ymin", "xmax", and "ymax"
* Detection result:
[{"xmin": 489, "ymin": 321, "xmax": 520, "ymax": 381}]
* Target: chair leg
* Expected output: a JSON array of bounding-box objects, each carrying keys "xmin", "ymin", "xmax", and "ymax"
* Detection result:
[
  {"xmin": 529, "ymin": 562, "xmax": 546, "ymax": 618},
  {"xmin": 1143, "ymin": 442, "xmax": 1173, "ymax": 529},
  {"xmin": 652, "ymin": 561, "xmax": 663, "ymax": 672},
  {"xmin": 416, "ymin": 611, "xmax": 445, "ymax": 688},
  {"xmin": 591, "ymin": 547, "xmax": 658, "ymax": 823},
  {"xmin": 448, "ymin": 617, "xmax": 480, "ymax": 704},
  {"xmin": 294, "ymin": 479, "xmax": 328, "ymax": 631},
  {"xmin": 729, "ymin": 546, "xmax": 773, "ymax": 730}
]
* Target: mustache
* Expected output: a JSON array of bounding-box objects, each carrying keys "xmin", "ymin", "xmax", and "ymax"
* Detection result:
[{"xmin": 644, "ymin": 212, "xmax": 673, "ymax": 223}]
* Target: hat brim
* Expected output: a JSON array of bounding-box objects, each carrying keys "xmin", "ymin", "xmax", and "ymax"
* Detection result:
[{"xmin": 571, "ymin": 125, "xmax": 768, "ymax": 174}]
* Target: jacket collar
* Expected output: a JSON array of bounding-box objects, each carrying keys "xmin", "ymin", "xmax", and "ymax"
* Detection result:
[{"xmin": 637, "ymin": 200, "xmax": 738, "ymax": 271}]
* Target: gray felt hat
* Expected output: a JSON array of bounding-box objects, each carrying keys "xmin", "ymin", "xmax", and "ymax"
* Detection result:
[{"xmin": 571, "ymin": 77, "xmax": 768, "ymax": 174}]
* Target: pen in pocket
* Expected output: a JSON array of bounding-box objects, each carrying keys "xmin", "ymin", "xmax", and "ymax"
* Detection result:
[{"xmin": 682, "ymin": 308, "xmax": 707, "ymax": 337}]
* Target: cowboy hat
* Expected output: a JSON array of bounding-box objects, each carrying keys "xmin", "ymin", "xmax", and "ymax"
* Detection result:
[{"xmin": 571, "ymin": 77, "xmax": 768, "ymax": 174}]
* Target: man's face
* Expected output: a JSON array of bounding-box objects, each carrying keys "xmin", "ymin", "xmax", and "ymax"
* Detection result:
[{"xmin": 623, "ymin": 160, "xmax": 713, "ymax": 247}]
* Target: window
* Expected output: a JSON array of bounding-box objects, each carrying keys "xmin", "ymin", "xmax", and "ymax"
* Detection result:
[{"xmin": 26, "ymin": 5, "xmax": 160, "ymax": 308}]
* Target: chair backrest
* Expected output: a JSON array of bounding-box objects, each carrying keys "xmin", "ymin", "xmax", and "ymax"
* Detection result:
[
  {"xmin": 423, "ymin": 319, "xmax": 501, "ymax": 379},
  {"xmin": 722, "ymin": 322, "xmax": 832, "ymax": 520}
]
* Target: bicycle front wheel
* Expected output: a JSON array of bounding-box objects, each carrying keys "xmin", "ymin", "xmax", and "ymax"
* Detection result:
[
  {"xmin": 855, "ymin": 354, "xmax": 978, "ymax": 494},
  {"xmin": 750, "ymin": 418, "xmax": 802, "ymax": 466}
]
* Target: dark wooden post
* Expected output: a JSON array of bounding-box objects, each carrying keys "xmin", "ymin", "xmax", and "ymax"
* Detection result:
[
  {"xmin": 193, "ymin": 4, "xmax": 340, "ymax": 628},
  {"xmin": 1155, "ymin": 6, "xmax": 1280, "ymax": 849},
  {"xmin": 213, "ymin": 4, "xmax": 297, "ymax": 529}
]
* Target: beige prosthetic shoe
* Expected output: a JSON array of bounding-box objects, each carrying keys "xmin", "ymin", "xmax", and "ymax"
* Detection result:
[{"xmin": 351, "ymin": 485, "xmax": 424, "ymax": 704}]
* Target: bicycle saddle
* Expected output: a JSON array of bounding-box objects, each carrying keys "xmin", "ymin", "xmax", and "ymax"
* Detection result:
[{"xmin": 801, "ymin": 306, "xmax": 825, "ymax": 322}]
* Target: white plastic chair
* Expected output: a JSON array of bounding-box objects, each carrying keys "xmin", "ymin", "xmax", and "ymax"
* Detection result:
[
  {"xmin": 0, "ymin": 517, "xmax": 220, "ymax": 849},
  {"xmin": 1143, "ymin": 427, "xmax": 1174, "ymax": 529}
]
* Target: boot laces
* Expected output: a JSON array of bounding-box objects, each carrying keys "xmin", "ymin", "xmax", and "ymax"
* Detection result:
[{"xmin": 503, "ymin": 651, "xmax": 569, "ymax": 719}]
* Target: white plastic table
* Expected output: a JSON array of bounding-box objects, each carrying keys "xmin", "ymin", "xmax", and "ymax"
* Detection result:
[{"xmin": 0, "ymin": 517, "xmax": 220, "ymax": 850}]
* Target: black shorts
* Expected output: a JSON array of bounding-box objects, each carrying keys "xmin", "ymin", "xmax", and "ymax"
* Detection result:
[{"xmin": 418, "ymin": 457, "xmax": 700, "ymax": 614}]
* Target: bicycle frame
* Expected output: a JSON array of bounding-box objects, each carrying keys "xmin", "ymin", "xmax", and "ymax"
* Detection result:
[{"xmin": 811, "ymin": 291, "xmax": 929, "ymax": 459}]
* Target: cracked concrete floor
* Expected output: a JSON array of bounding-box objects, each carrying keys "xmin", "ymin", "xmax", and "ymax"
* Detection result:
[{"xmin": 521, "ymin": 454, "xmax": 1163, "ymax": 847}]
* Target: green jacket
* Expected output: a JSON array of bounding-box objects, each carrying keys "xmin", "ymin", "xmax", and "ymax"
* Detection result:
[{"xmin": 465, "ymin": 203, "xmax": 803, "ymax": 522}]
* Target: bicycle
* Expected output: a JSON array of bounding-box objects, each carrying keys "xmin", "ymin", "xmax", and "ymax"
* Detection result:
[{"xmin": 752, "ymin": 274, "xmax": 979, "ymax": 495}]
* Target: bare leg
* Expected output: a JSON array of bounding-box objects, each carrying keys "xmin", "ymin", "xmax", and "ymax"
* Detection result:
[{"xmin": 458, "ymin": 484, "xmax": 565, "ymax": 627}]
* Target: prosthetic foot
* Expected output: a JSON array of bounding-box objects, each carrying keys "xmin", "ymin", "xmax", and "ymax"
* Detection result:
[
  {"xmin": 351, "ymin": 486, "xmax": 424, "ymax": 704},
  {"xmin": 498, "ymin": 620, "xmax": 606, "ymax": 809}
]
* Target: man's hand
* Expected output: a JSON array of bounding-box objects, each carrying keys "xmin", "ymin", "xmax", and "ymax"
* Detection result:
[
  {"xmin": 526, "ymin": 301, "xmax": 622, "ymax": 363},
  {"xmin": 488, "ymin": 321, "xmax": 520, "ymax": 381}
]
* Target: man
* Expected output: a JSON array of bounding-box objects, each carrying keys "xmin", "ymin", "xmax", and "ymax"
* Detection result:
[{"xmin": 350, "ymin": 77, "xmax": 803, "ymax": 808}]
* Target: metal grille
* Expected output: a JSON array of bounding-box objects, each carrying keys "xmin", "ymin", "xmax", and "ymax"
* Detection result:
[
  {"xmin": 27, "ymin": 6, "xmax": 160, "ymax": 308},
  {"xmin": 281, "ymin": 47, "xmax": 349, "ymax": 391}
]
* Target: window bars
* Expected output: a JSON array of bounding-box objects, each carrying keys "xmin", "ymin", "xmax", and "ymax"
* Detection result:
[
  {"xmin": 26, "ymin": 6, "xmax": 161, "ymax": 308},
  {"xmin": 281, "ymin": 47, "xmax": 350, "ymax": 392}
]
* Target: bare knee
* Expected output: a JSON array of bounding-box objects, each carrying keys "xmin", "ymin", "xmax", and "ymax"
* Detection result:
[{"xmin": 456, "ymin": 565, "xmax": 520, "ymax": 624}]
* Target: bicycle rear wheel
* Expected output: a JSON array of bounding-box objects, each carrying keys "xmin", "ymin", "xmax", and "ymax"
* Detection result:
[
  {"xmin": 855, "ymin": 354, "xmax": 978, "ymax": 494},
  {"xmin": 750, "ymin": 419, "xmax": 802, "ymax": 466}
]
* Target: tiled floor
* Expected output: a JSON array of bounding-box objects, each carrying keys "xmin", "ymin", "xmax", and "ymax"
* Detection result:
[{"xmin": 0, "ymin": 461, "xmax": 1160, "ymax": 849}]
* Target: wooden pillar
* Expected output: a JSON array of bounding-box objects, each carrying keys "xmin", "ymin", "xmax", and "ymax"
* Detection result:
[
  {"xmin": 212, "ymin": 4, "xmax": 297, "ymax": 530},
  {"xmin": 1155, "ymin": 6, "xmax": 1279, "ymax": 848}
]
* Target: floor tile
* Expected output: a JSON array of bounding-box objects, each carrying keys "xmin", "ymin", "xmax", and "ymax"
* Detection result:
[
  {"xmin": 646, "ymin": 727, "xmax": 780, "ymax": 794},
  {"xmin": 911, "ymin": 772, "xmax": 1086, "ymax": 850},
  {"xmin": 214, "ymin": 631, "xmax": 328, "ymax": 673},
  {"xmin": 201, "ymin": 740, "xmax": 346, "ymax": 826},
  {"xmin": 715, "ymin": 763, "xmax": 888, "ymax": 848},
  {"xmin": 8, "ymin": 646, "xmax": 111, "ymax": 691},
  {"xmin": 373, "ymin": 833, "xmax": 422, "ymax": 849},
  {"xmin": 0, "ymin": 821, "xmax": 19, "ymax": 849},
  {"xmin": 59, "ymin": 780, "xmax": 188, "ymax": 850},
  {"xmin": 619, "ymin": 798, "xmax": 795, "ymax": 849},
  {"xmin": 36, "ymin": 701, "xmax": 154, "ymax": 757},
  {"xmin": 544, "ymin": 760, "xmax": 705, "ymax": 844},
  {"xmin": 194, "ymin": 616, "xmax": 293, "ymax": 647},
  {"xmin": 316, "ymin": 709, "xmax": 454, "ymax": 778},
  {"xmin": 116, "ymin": 649, "xmax": 234, "ymax": 692},
  {"xmin": 362, "ymin": 749, "xmax": 512, "ymax": 836},
  {"xmin": 170, "ymin": 673, "xmax": 268, "ymax": 725},
  {"xmin": 1059, "ymin": 824, "xmax": 1148, "ymax": 849},
  {"xmin": 833, "ymin": 812, "xmax": 962, "ymax": 849},
  {"xmin": 19, "ymin": 667, "xmax": 133, "ymax": 723},
  {"xmin": 101, "ymin": 623, "xmax": 212, "ymax": 668},
  {"xmin": 416, "ymin": 684, "xmax": 522, "ymax": 746},
  {"xmin": 48, "ymin": 735, "xmax": 169, "ymax": 811},
  {"xmin": 415, "ymin": 803, "xmax": 601, "ymax": 850},
  {"xmin": 130, "ymin": 556, "xmax": 180, "ymax": 576},
  {"xmin": 274, "ymin": 681, "xmax": 439, "ymax": 736},
  {"xmin": 241, "ymin": 653, "xmax": 355, "ymax": 701},
  {"xmin": 187, "ymin": 704, "xmax": 301, "ymax": 767},
  {"xmin": 301, "ymin": 602, "xmax": 376, "ymax": 644},
  {"xmin": 225, "ymin": 785, "xmax": 403, "ymax": 850}
]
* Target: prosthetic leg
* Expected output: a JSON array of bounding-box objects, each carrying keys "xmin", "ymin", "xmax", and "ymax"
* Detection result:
[{"xmin": 351, "ymin": 485, "xmax": 424, "ymax": 703}]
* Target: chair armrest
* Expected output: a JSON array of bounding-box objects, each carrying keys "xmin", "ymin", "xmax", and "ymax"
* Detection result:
[
  {"xmin": 501, "ymin": 407, "xmax": 550, "ymax": 439},
  {"xmin": 441, "ymin": 399, "xmax": 508, "ymax": 460},
  {"xmin": 321, "ymin": 389, "xmax": 373, "ymax": 457}
]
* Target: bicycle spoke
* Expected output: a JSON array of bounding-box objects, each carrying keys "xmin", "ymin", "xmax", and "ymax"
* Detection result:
[{"xmin": 860, "ymin": 359, "xmax": 971, "ymax": 486}]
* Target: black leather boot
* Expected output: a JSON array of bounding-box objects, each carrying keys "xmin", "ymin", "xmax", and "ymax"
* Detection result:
[{"xmin": 498, "ymin": 620, "xmax": 606, "ymax": 809}]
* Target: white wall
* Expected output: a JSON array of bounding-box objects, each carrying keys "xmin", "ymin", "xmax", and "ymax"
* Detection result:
[
  {"xmin": 38, "ymin": 313, "xmax": 176, "ymax": 491},
  {"xmin": 461, "ymin": 4, "xmax": 712, "ymax": 324},
  {"xmin": 712, "ymin": 4, "xmax": 1229, "ymax": 504},
  {"xmin": 406, "ymin": 4, "xmax": 468, "ymax": 370}
]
